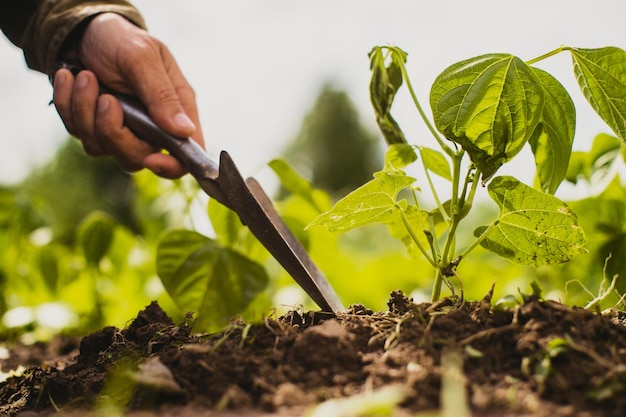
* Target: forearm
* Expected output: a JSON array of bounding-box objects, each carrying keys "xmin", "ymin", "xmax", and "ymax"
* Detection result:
[{"xmin": 0, "ymin": 0, "xmax": 145, "ymax": 75}]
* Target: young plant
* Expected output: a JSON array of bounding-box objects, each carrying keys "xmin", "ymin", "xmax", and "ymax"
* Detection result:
[{"xmin": 310, "ymin": 45, "xmax": 626, "ymax": 301}]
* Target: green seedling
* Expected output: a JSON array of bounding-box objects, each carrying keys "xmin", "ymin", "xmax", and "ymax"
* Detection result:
[
  {"xmin": 77, "ymin": 211, "xmax": 117, "ymax": 329},
  {"xmin": 522, "ymin": 336, "xmax": 569, "ymax": 394},
  {"xmin": 307, "ymin": 384, "xmax": 406, "ymax": 417},
  {"xmin": 311, "ymin": 45, "xmax": 626, "ymax": 301}
]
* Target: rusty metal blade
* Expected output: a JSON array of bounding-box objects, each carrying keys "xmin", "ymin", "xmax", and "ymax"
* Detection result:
[{"xmin": 217, "ymin": 151, "xmax": 344, "ymax": 313}]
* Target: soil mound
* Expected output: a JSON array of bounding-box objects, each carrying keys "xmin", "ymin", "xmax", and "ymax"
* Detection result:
[{"xmin": 1, "ymin": 292, "xmax": 626, "ymax": 416}]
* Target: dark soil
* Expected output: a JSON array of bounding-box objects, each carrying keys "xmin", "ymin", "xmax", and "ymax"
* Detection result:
[{"xmin": 2, "ymin": 290, "xmax": 626, "ymax": 417}]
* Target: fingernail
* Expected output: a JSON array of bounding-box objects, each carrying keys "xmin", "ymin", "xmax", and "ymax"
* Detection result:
[
  {"xmin": 76, "ymin": 73, "xmax": 88, "ymax": 89},
  {"xmin": 174, "ymin": 113, "xmax": 196, "ymax": 131},
  {"xmin": 97, "ymin": 96, "xmax": 110, "ymax": 112}
]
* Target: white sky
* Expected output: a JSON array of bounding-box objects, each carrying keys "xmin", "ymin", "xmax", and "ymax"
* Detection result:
[{"xmin": 1, "ymin": 0, "xmax": 625, "ymax": 199}]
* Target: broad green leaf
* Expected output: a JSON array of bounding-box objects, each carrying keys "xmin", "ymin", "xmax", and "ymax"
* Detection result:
[
  {"xmin": 37, "ymin": 244, "xmax": 59, "ymax": 294},
  {"xmin": 528, "ymin": 68, "xmax": 576, "ymax": 194},
  {"xmin": 430, "ymin": 54, "xmax": 544, "ymax": 181},
  {"xmin": 419, "ymin": 147, "xmax": 452, "ymax": 181},
  {"xmin": 157, "ymin": 230, "xmax": 268, "ymax": 329},
  {"xmin": 208, "ymin": 171, "xmax": 306, "ymax": 261},
  {"xmin": 588, "ymin": 133, "xmax": 622, "ymax": 163},
  {"xmin": 385, "ymin": 144, "xmax": 417, "ymax": 171},
  {"xmin": 475, "ymin": 176, "xmax": 586, "ymax": 266},
  {"xmin": 308, "ymin": 171, "xmax": 415, "ymax": 233},
  {"xmin": 587, "ymin": 133, "xmax": 622, "ymax": 186},
  {"xmin": 386, "ymin": 205, "xmax": 429, "ymax": 258},
  {"xmin": 568, "ymin": 47, "xmax": 626, "ymax": 142},
  {"xmin": 598, "ymin": 174, "xmax": 626, "ymax": 201},
  {"xmin": 77, "ymin": 211, "xmax": 116, "ymax": 267},
  {"xmin": 569, "ymin": 194, "xmax": 626, "ymax": 293},
  {"xmin": 369, "ymin": 46, "xmax": 408, "ymax": 145},
  {"xmin": 268, "ymin": 158, "xmax": 328, "ymax": 213},
  {"xmin": 208, "ymin": 198, "xmax": 245, "ymax": 248},
  {"xmin": 565, "ymin": 151, "xmax": 587, "ymax": 184},
  {"xmin": 269, "ymin": 159, "xmax": 313, "ymax": 196},
  {"xmin": 564, "ymin": 133, "xmax": 621, "ymax": 186},
  {"xmin": 432, "ymin": 199, "xmax": 472, "ymax": 224}
]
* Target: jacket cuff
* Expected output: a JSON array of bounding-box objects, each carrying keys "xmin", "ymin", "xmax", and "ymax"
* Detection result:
[{"xmin": 21, "ymin": 1, "xmax": 146, "ymax": 75}]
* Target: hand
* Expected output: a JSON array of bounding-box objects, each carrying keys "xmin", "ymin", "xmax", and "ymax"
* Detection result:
[{"xmin": 52, "ymin": 13, "xmax": 203, "ymax": 178}]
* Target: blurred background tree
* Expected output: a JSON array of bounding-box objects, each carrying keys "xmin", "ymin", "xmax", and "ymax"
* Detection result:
[
  {"xmin": 282, "ymin": 84, "xmax": 383, "ymax": 198},
  {"xmin": 19, "ymin": 139, "xmax": 140, "ymax": 245}
]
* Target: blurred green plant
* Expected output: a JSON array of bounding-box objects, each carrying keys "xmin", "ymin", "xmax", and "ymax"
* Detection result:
[
  {"xmin": 20, "ymin": 139, "xmax": 141, "ymax": 244},
  {"xmin": 0, "ymin": 141, "xmax": 192, "ymax": 336},
  {"xmin": 7, "ymin": 43, "xmax": 626, "ymax": 338},
  {"xmin": 532, "ymin": 133, "xmax": 626, "ymax": 307},
  {"xmin": 310, "ymin": 45, "xmax": 626, "ymax": 302}
]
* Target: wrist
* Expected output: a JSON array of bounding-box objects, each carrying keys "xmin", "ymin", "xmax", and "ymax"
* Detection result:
[{"xmin": 56, "ymin": 14, "xmax": 99, "ymax": 65}]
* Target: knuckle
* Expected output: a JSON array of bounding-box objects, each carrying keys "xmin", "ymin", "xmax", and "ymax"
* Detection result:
[
  {"xmin": 155, "ymin": 87, "xmax": 181, "ymax": 107},
  {"xmin": 179, "ymin": 86, "xmax": 196, "ymax": 108},
  {"xmin": 118, "ymin": 35, "xmax": 162, "ymax": 68},
  {"xmin": 181, "ymin": 83, "xmax": 196, "ymax": 101},
  {"xmin": 94, "ymin": 118, "xmax": 116, "ymax": 137}
]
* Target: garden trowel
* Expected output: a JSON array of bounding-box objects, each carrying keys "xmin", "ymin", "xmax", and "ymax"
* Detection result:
[
  {"xmin": 117, "ymin": 94, "xmax": 345, "ymax": 313},
  {"xmin": 52, "ymin": 63, "xmax": 344, "ymax": 313}
]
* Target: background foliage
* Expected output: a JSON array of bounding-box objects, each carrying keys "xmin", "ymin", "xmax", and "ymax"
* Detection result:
[{"xmin": 1, "ymin": 71, "xmax": 625, "ymax": 338}]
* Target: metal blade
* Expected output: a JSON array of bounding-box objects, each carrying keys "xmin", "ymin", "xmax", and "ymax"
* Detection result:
[
  {"xmin": 216, "ymin": 151, "xmax": 345, "ymax": 313},
  {"xmin": 116, "ymin": 93, "xmax": 235, "ymax": 211}
]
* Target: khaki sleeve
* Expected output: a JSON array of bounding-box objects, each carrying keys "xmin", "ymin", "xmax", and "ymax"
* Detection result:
[{"xmin": 0, "ymin": 0, "xmax": 146, "ymax": 75}]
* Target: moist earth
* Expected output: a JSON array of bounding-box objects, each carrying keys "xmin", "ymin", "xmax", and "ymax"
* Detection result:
[{"xmin": 1, "ymin": 290, "xmax": 626, "ymax": 417}]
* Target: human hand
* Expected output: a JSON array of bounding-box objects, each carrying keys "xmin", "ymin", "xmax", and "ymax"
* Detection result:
[{"xmin": 52, "ymin": 13, "xmax": 203, "ymax": 178}]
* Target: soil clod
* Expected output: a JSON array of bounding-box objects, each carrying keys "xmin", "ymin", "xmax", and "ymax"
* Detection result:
[{"xmin": 1, "ymin": 292, "xmax": 626, "ymax": 416}]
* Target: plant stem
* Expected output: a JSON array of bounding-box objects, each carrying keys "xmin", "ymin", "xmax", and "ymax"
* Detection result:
[
  {"xmin": 389, "ymin": 47, "xmax": 454, "ymax": 157},
  {"xmin": 418, "ymin": 147, "xmax": 449, "ymax": 224},
  {"xmin": 459, "ymin": 220, "xmax": 499, "ymax": 259},
  {"xmin": 439, "ymin": 153, "xmax": 463, "ymax": 262},
  {"xmin": 427, "ymin": 215, "xmax": 441, "ymax": 259},
  {"xmin": 431, "ymin": 269, "xmax": 444, "ymax": 302},
  {"xmin": 430, "ymin": 153, "xmax": 466, "ymax": 302},
  {"xmin": 90, "ymin": 267, "xmax": 104, "ymax": 330},
  {"xmin": 525, "ymin": 46, "xmax": 567, "ymax": 65},
  {"xmin": 464, "ymin": 166, "xmax": 480, "ymax": 208},
  {"xmin": 400, "ymin": 209, "xmax": 436, "ymax": 267},
  {"xmin": 458, "ymin": 164, "xmax": 476, "ymax": 208}
]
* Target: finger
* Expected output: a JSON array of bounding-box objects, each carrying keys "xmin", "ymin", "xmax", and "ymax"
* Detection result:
[
  {"xmin": 124, "ymin": 42, "xmax": 198, "ymax": 139},
  {"xmin": 97, "ymin": 94, "xmax": 186, "ymax": 178},
  {"xmin": 175, "ymin": 75, "xmax": 205, "ymax": 149},
  {"xmin": 158, "ymin": 47, "xmax": 205, "ymax": 150},
  {"xmin": 95, "ymin": 94, "xmax": 156, "ymax": 172},
  {"xmin": 143, "ymin": 153, "xmax": 187, "ymax": 179},
  {"xmin": 52, "ymin": 69, "xmax": 77, "ymax": 136},
  {"xmin": 71, "ymin": 71, "xmax": 108, "ymax": 156}
]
